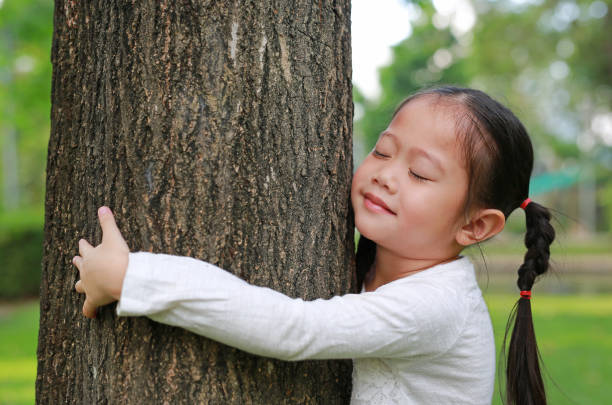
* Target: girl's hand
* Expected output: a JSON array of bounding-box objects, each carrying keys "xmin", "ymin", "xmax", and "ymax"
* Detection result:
[{"xmin": 72, "ymin": 206, "xmax": 130, "ymax": 319}]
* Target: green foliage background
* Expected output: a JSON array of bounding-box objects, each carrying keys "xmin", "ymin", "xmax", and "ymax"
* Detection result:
[{"xmin": 0, "ymin": 0, "xmax": 53, "ymax": 214}]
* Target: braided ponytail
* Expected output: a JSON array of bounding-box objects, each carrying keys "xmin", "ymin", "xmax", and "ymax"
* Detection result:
[{"xmin": 505, "ymin": 201, "xmax": 555, "ymax": 405}]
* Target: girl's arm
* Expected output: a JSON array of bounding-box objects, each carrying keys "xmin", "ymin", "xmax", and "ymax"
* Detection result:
[
  {"xmin": 116, "ymin": 251, "xmax": 463, "ymax": 361},
  {"xmin": 72, "ymin": 206, "xmax": 463, "ymax": 361}
]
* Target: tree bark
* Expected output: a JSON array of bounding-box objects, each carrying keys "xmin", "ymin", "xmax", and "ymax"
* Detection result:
[{"xmin": 37, "ymin": 1, "xmax": 353, "ymax": 403}]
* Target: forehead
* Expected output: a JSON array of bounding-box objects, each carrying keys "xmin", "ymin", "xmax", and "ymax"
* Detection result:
[{"xmin": 387, "ymin": 96, "xmax": 460, "ymax": 147}]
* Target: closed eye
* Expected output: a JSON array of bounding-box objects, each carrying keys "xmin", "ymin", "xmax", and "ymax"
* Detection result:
[
  {"xmin": 409, "ymin": 170, "xmax": 430, "ymax": 182},
  {"xmin": 373, "ymin": 149, "xmax": 389, "ymax": 158}
]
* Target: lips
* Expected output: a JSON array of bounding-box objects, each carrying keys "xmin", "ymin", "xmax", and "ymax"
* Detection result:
[{"xmin": 364, "ymin": 192, "xmax": 395, "ymax": 215}]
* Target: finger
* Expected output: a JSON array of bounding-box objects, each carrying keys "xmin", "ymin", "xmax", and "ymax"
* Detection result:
[
  {"xmin": 82, "ymin": 299, "xmax": 97, "ymax": 319},
  {"xmin": 75, "ymin": 279, "xmax": 85, "ymax": 294},
  {"xmin": 98, "ymin": 206, "xmax": 128, "ymax": 248},
  {"xmin": 72, "ymin": 255, "xmax": 83, "ymax": 271},
  {"xmin": 78, "ymin": 239, "xmax": 94, "ymax": 256}
]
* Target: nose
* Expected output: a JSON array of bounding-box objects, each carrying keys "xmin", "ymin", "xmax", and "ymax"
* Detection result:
[{"xmin": 373, "ymin": 166, "xmax": 398, "ymax": 194}]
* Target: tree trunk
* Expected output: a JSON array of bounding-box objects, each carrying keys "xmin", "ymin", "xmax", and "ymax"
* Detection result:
[{"xmin": 37, "ymin": 1, "xmax": 353, "ymax": 403}]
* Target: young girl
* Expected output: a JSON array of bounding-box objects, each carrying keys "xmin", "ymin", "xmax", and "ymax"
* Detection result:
[{"xmin": 73, "ymin": 86, "xmax": 555, "ymax": 405}]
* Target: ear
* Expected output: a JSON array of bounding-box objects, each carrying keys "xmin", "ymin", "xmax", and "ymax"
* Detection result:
[{"xmin": 455, "ymin": 208, "xmax": 505, "ymax": 247}]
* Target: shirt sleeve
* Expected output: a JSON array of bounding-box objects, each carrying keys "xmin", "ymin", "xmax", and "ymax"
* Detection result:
[{"xmin": 116, "ymin": 252, "xmax": 465, "ymax": 361}]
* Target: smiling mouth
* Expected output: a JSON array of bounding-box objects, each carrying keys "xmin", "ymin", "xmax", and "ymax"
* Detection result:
[{"xmin": 363, "ymin": 193, "xmax": 395, "ymax": 215}]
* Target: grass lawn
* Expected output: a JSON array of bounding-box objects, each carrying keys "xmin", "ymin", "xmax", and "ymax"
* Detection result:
[
  {"xmin": 1, "ymin": 294, "xmax": 611, "ymax": 404},
  {"xmin": 485, "ymin": 293, "xmax": 612, "ymax": 405},
  {"xmin": 0, "ymin": 300, "xmax": 38, "ymax": 405}
]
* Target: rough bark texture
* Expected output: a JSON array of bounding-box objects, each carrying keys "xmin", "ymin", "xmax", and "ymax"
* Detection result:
[{"xmin": 37, "ymin": 1, "xmax": 354, "ymax": 403}]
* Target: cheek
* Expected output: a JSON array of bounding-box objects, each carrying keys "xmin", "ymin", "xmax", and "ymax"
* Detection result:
[
  {"xmin": 351, "ymin": 163, "xmax": 373, "ymax": 229},
  {"xmin": 351, "ymin": 163, "xmax": 368, "ymax": 195},
  {"xmin": 397, "ymin": 186, "xmax": 454, "ymax": 228}
]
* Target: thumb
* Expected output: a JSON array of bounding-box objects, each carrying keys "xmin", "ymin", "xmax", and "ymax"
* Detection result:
[{"xmin": 98, "ymin": 206, "xmax": 127, "ymax": 248}]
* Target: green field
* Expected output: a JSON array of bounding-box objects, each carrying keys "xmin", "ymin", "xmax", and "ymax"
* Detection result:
[
  {"xmin": 1, "ymin": 295, "xmax": 611, "ymax": 404},
  {"xmin": 485, "ymin": 294, "xmax": 612, "ymax": 405},
  {"xmin": 0, "ymin": 301, "xmax": 38, "ymax": 405}
]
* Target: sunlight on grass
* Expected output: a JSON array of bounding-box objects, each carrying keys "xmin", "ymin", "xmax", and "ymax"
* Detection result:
[
  {"xmin": 0, "ymin": 358, "xmax": 37, "ymax": 380},
  {"xmin": 0, "ymin": 359, "xmax": 37, "ymax": 405},
  {"xmin": 0, "ymin": 301, "xmax": 38, "ymax": 405}
]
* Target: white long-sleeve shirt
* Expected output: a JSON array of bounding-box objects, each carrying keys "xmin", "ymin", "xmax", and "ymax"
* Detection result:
[{"xmin": 116, "ymin": 253, "xmax": 495, "ymax": 404}]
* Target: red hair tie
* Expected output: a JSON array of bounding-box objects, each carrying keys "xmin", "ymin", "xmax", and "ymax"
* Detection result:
[
  {"xmin": 520, "ymin": 290, "xmax": 531, "ymax": 299},
  {"xmin": 520, "ymin": 198, "xmax": 532, "ymax": 210}
]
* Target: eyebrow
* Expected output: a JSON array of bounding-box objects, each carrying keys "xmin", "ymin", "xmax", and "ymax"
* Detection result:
[{"xmin": 380, "ymin": 131, "xmax": 445, "ymax": 173}]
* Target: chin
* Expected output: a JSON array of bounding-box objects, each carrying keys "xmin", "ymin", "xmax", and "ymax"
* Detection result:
[{"xmin": 354, "ymin": 216, "xmax": 380, "ymax": 243}]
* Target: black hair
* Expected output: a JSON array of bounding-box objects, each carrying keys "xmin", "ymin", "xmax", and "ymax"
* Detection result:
[{"xmin": 355, "ymin": 85, "xmax": 555, "ymax": 405}]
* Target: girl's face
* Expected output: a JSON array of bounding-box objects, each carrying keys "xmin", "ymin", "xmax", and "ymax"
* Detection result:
[{"xmin": 351, "ymin": 96, "xmax": 470, "ymax": 261}]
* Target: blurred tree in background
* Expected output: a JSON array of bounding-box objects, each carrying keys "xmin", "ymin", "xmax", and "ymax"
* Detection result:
[{"xmin": 355, "ymin": 0, "xmax": 612, "ymax": 233}]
